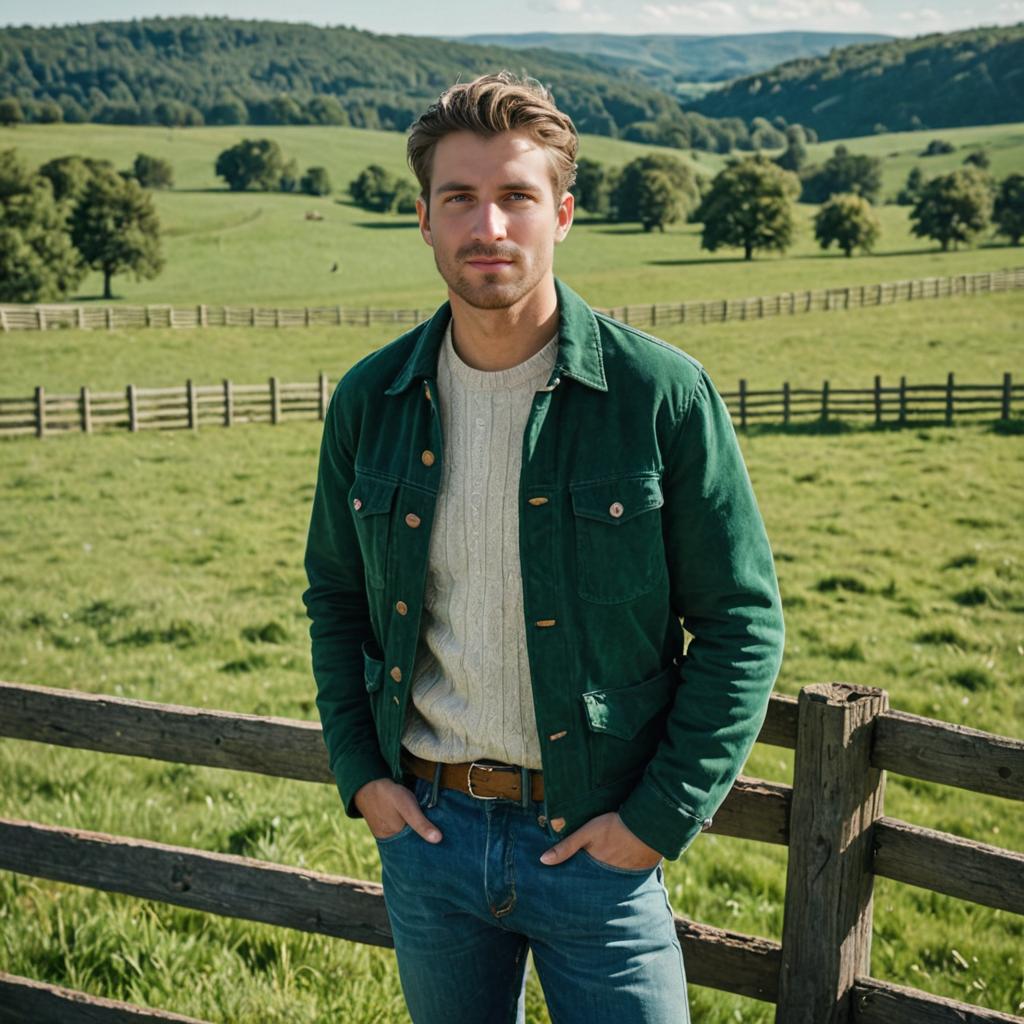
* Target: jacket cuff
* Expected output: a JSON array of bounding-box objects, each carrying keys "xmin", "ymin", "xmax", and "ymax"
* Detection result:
[
  {"xmin": 332, "ymin": 747, "xmax": 393, "ymax": 820},
  {"xmin": 618, "ymin": 780, "xmax": 711, "ymax": 860}
]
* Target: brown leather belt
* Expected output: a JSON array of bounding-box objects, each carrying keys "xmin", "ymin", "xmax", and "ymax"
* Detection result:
[{"xmin": 402, "ymin": 749, "xmax": 544, "ymax": 802}]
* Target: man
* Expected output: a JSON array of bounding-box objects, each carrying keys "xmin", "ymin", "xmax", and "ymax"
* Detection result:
[{"xmin": 303, "ymin": 71, "xmax": 784, "ymax": 1023}]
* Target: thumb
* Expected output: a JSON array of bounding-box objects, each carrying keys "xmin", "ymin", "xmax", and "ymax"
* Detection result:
[
  {"xmin": 398, "ymin": 790, "xmax": 443, "ymax": 844},
  {"xmin": 540, "ymin": 829, "xmax": 581, "ymax": 866}
]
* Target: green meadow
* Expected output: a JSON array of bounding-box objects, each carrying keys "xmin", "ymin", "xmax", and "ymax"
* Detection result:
[
  {"xmin": 1, "ymin": 119, "xmax": 1023, "ymax": 1022},
  {"xmin": 0, "ymin": 121, "xmax": 1022, "ymax": 309}
]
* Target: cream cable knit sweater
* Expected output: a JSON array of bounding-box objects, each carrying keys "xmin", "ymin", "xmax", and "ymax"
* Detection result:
[{"xmin": 400, "ymin": 320, "xmax": 559, "ymax": 770}]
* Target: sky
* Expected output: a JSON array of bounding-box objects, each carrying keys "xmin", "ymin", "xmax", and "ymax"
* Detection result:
[{"xmin": 2, "ymin": 0, "xmax": 1023, "ymax": 37}]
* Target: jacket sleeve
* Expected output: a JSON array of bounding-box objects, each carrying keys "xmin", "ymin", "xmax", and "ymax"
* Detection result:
[
  {"xmin": 302, "ymin": 380, "xmax": 391, "ymax": 818},
  {"xmin": 617, "ymin": 368, "xmax": 784, "ymax": 860}
]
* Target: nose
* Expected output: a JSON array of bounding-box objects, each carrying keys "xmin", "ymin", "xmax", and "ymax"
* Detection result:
[{"xmin": 470, "ymin": 201, "xmax": 508, "ymax": 242}]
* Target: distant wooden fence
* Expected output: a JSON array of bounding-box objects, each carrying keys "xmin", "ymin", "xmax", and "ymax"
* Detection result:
[
  {"xmin": 2, "ymin": 266, "xmax": 1022, "ymax": 334},
  {"xmin": 1, "ymin": 372, "xmax": 1019, "ymax": 440},
  {"xmin": 0, "ymin": 679, "xmax": 1021, "ymax": 1023}
]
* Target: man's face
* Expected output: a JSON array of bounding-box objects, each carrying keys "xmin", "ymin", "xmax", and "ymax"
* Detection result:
[{"xmin": 416, "ymin": 130, "xmax": 574, "ymax": 311}]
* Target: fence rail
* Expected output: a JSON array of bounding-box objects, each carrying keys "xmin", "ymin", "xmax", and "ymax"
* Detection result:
[
  {"xmin": 0, "ymin": 679, "xmax": 1021, "ymax": 1023},
  {"xmin": 2, "ymin": 267, "xmax": 1022, "ymax": 335},
  {"xmin": 1, "ymin": 372, "xmax": 1018, "ymax": 441}
]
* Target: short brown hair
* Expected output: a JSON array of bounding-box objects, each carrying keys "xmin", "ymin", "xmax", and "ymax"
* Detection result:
[{"xmin": 407, "ymin": 71, "xmax": 578, "ymax": 209}]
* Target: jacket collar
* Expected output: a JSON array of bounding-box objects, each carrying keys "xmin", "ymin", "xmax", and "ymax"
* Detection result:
[{"xmin": 384, "ymin": 277, "xmax": 608, "ymax": 396}]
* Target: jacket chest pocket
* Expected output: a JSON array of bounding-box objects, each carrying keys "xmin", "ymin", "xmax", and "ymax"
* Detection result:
[
  {"xmin": 349, "ymin": 473, "xmax": 398, "ymax": 590},
  {"xmin": 569, "ymin": 474, "xmax": 666, "ymax": 604}
]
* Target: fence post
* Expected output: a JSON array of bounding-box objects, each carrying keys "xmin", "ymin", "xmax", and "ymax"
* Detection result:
[
  {"xmin": 187, "ymin": 379, "xmax": 197, "ymax": 431},
  {"xmin": 34, "ymin": 386, "xmax": 45, "ymax": 439},
  {"xmin": 199, "ymin": 304, "xmax": 208, "ymax": 327},
  {"xmin": 270, "ymin": 377, "xmax": 280, "ymax": 425},
  {"xmin": 127, "ymin": 384, "xmax": 138, "ymax": 433},
  {"xmin": 898, "ymin": 376, "xmax": 907, "ymax": 426},
  {"xmin": 76, "ymin": 306, "xmax": 84, "ymax": 329},
  {"xmin": 250, "ymin": 306, "xmax": 256, "ymax": 327},
  {"xmin": 37, "ymin": 308, "xmax": 45, "ymax": 330},
  {"xmin": 775, "ymin": 683, "xmax": 888, "ymax": 1024},
  {"xmin": 305, "ymin": 307, "xmax": 311, "ymax": 327},
  {"xmin": 275, "ymin": 308, "xmax": 281, "ymax": 328},
  {"xmin": 223, "ymin": 379, "xmax": 233, "ymax": 428},
  {"xmin": 336, "ymin": 305, "xmax": 341, "ymax": 326},
  {"xmin": 651, "ymin": 303, "xmax": 657, "ymax": 327},
  {"xmin": 739, "ymin": 379, "xmax": 747, "ymax": 430},
  {"xmin": 145, "ymin": 306, "xmax": 151, "ymax": 328},
  {"xmin": 80, "ymin": 386, "xmax": 91, "ymax": 435},
  {"xmin": 874, "ymin": 376, "xmax": 882, "ymax": 426},
  {"xmin": 821, "ymin": 380, "xmax": 830, "ymax": 422},
  {"xmin": 945, "ymin": 372, "xmax": 954, "ymax": 426},
  {"xmin": 365, "ymin": 307, "xmax": 371, "ymax": 326},
  {"xmin": 1002, "ymin": 372, "xmax": 1013, "ymax": 420},
  {"xmin": 106, "ymin": 307, "xmax": 113, "ymax": 329},
  {"xmin": 318, "ymin": 373, "xmax": 329, "ymax": 422},
  {"xmin": 783, "ymin": 381, "xmax": 791, "ymax": 425}
]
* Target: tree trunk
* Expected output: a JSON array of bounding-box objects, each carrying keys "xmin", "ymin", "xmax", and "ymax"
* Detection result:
[
  {"xmin": 744, "ymin": 243, "xmax": 753, "ymax": 260},
  {"xmin": 103, "ymin": 268, "xmax": 113, "ymax": 300}
]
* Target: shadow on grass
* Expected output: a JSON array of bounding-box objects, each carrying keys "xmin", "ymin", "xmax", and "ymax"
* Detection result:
[
  {"xmin": 352, "ymin": 221, "xmax": 419, "ymax": 230},
  {"xmin": 739, "ymin": 417, "xmax": 1023, "ymax": 436},
  {"xmin": 990, "ymin": 418, "xmax": 1024, "ymax": 435}
]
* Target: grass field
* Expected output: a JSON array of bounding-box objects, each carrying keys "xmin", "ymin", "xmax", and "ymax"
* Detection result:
[
  {"xmin": 1, "ymin": 121, "xmax": 1021, "ymax": 309},
  {"xmin": 2, "ymin": 285, "xmax": 1023, "ymax": 1021}
]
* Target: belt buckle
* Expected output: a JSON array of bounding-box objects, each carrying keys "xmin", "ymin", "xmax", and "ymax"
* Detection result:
[{"xmin": 467, "ymin": 760, "xmax": 512, "ymax": 800}]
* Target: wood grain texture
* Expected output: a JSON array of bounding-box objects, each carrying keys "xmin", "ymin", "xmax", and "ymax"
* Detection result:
[
  {"xmin": 872, "ymin": 817, "xmax": 1024, "ymax": 915},
  {"xmin": 852, "ymin": 976, "xmax": 1024, "ymax": 1023}
]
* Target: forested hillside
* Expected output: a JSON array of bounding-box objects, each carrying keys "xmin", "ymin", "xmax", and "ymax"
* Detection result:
[
  {"xmin": 452, "ymin": 31, "xmax": 889, "ymax": 92},
  {"xmin": 690, "ymin": 24, "xmax": 1024, "ymax": 139},
  {"xmin": 0, "ymin": 17, "xmax": 683, "ymax": 136}
]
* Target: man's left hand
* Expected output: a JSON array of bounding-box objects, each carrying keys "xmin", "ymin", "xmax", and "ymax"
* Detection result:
[{"xmin": 539, "ymin": 812, "xmax": 662, "ymax": 870}]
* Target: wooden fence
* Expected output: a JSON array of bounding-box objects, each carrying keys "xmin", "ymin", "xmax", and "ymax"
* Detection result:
[
  {"xmin": 1, "ymin": 372, "xmax": 1019, "ymax": 441},
  {"xmin": 0, "ymin": 679, "xmax": 1021, "ymax": 1023},
  {"xmin": 1, "ymin": 266, "xmax": 1022, "ymax": 334}
]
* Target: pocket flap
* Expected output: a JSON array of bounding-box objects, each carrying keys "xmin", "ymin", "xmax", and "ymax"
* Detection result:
[
  {"xmin": 351, "ymin": 474, "xmax": 398, "ymax": 518},
  {"xmin": 581, "ymin": 664, "xmax": 677, "ymax": 741},
  {"xmin": 362, "ymin": 638, "xmax": 385, "ymax": 692},
  {"xmin": 570, "ymin": 475, "xmax": 663, "ymax": 525}
]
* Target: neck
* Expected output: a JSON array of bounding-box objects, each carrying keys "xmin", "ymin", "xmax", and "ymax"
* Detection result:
[{"xmin": 448, "ymin": 276, "xmax": 559, "ymax": 372}]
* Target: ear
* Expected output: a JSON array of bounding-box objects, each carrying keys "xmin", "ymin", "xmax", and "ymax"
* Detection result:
[
  {"xmin": 554, "ymin": 191, "xmax": 574, "ymax": 244},
  {"xmin": 416, "ymin": 195, "xmax": 432, "ymax": 247}
]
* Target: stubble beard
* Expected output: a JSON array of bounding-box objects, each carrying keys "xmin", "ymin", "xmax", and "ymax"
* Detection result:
[{"xmin": 435, "ymin": 245, "xmax": 546, "ymax": 312}]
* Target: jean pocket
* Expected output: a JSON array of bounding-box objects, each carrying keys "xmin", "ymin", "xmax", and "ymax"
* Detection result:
[{"xmin": 578, "ymin": 848, "xmax": 661, "ymax": 877}]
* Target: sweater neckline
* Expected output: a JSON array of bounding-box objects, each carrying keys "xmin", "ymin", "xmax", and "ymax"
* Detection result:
[{"xmin": 442, "ymin": 321, "xmax": 559, "ymax": 392}]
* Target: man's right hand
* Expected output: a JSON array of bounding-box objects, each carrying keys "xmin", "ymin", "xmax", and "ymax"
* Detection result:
[{"xmin": 354, "ymin": 777, "xmax": 443, "ymax": 843}]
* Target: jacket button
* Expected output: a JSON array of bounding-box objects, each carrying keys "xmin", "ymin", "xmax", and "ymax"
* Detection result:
[
  {"xmin": 550, "ymin": 817, "xmax": 566, "ymax": 833},
  {"xmin": 395, "ymin": 600, "xmax": 408, "ymax": 615},
  {"xmin": 548, "ymin": 730, "xmax": 567, "ymax": 741},
  {"xmin": 609, "ymin": 501, "xmax": 624, "ymax": 518},
  {"xmin": 421, "ymin": 450, "xmax": 435, "ymax": 466},
  {"xmin": 405, "ymin": 513, "xmax": 421, "ymax": 528},
  {"xmin": 424, "ymin": 383, "xmax": 432, "ymax": 401},
  {"xmin": 536, "ymin": 814, "xmax": 547, "ymax": 828},
  {"xmin": 535, "ymin": 619, "xmax": 556, "ymax": 628},
  {"xmin": 352, "ymin": 498, "xmax": 362, "ymax": 511},
  {"xmin": 390, "ymin": 666, "xmax": 402, "ymax": 683},
  {"xmin": 701, "ymin": 817, "xmax": 714, "ymax": 832},
  {"xmin": 528, "ymin": 496, "xmax": 549, "ymax": 506}
]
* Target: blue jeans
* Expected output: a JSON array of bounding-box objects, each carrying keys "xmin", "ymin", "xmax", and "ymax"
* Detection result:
[{"xmin": 376, "ymin": 773, "xmax": 691, "ymax": 1023}]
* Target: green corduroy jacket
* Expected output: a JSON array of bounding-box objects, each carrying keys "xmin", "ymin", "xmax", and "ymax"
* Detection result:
[{"xmin": 302, "ymin": 277, "xmax": 784, "ymax": 860}]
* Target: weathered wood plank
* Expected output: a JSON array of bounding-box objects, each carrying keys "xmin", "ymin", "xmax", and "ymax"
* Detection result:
[
  {"xmin": 0, "ymin": 972, "xmax": 210, "ymax": 1024},
  {"xmin": 759, "ymin": 692, "xmax": 798, "ymax": 748},
  {"xmin": 776, "ymin": 683, "xmax": 889, "ymax": 1024},
  {"xmin": 852, "ymin": 976, "xmax": 1024, "ymax": 1023},
  {"xmin": 710, "ymin": 775, "xmax": 790, "ymax": 846},
  {"xmin": 872, "ymin": 709, "xmax": 1024, "ymax": 802},
  {"xmin": 676, "ymin": 917, "xmax": 781, "ymax": 1003},
  {"xmin": 0, "ymin": 680, "xmax": 332, "ymax": 784},
  {"xmin": 872, "ymin": 817, "xmax": 1024, "ymax": 915},
  {"xmin": 0, "ymin": 818, "xmax": 393, "ymax": 948}
]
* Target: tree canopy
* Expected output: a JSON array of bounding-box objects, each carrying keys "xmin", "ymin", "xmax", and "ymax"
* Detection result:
[
  {"xmin": 696, "ymin": 155, "xmax": 800, "ymax": 261},
  {"xmin": 909, "ymin": 168, "xmax": 993, "ymax": 251},
  {"xmin": 813, "ymin": 193, "xmax": 881, "ymax": 257}
]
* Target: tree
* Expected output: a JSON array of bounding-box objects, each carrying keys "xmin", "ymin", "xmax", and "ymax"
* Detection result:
[
  {"xmin": 994, "ymin": 173, "xmax": 1024, "ymax": 245},
  {"xmin": 801, "ymin": 144, "xmax": 882, "ymax": 204},
  {"xmin": 896, "ymin": 166, "xmax": 926, "ymax": 206},
  {"xmin": 0, "ymin": 148, "xmax": 84, "ymax": 302},
  {"xmin": 300, "ymin": 166, "xmax": 332, "ymax": 196},
  {"xmin": 774, "ymin": 125, "xmax": 808, "ymax": 172},
  {"xmin": 349, "ymin": 164, "xmax": 417, "ymax": 213},
  {"xmin": 609, "ymin": 154, "xmax": 699, "ymax": 227},
  {"xmin": 922, "ymin": 139, "xmax": 955, "ymax": 156},
  {"xmin": 0, "ymin": 98, "xmax": 24, "ymax": 127},
  {"xmin": 391, "ymin": 179, "xmax": 419, "ymax": 214},
  {"xmin": 36, "ymin": 100, "xmax": 63, "ymax": 124},
  {"xmin": 215, "ymin": 138, "xmax": 288, "ymax": 191},
  {"xmin": 813, "ymin": 193, "xmax": 881, "ymax": 256},
  {"xmin": 132, "ymin": 153, "xmax": 174, "ymax": 189},
  {"xmin": 749, "ymin": 116, "xmax": 785, "ymax": 150},
  {"xmin": 636, "ymin": 170, "xmax": 685, "ymax": 232},
  {"xmin": 278, "ymin": 157, "xmax": 299, "ymax": 193},
  {"xmin": 964, "ymin": 149, "xmax": 990, "ymax": 169},
  {"xmin": 571, "ymin": 157, "xmax": 607, "ymax": 216},
  {"xmin": 206, "ymin": 98, "xmax": 247, "ymax": 125},
  {"xmin": 910, "ymin": 168, "xmax": 993, "ymax": 251},
  {"xmin": 69, "ymin": 168, "xmax": 164, "ymax": 299},
  {"xmin": 697, "ymin": 156, "xmax": 800, "ymax": 261},
  {"xmin": 37, "ymin": 155, "xmax": 108, "ymax": 202}
]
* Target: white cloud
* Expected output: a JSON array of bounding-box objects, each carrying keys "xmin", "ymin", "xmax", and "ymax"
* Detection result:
[
  {"xmin": 528, "ymin": 0, "xmax": 586, "ymax": 12},
  {"xmin": 640, "ymin": 2, "xmax": 740, "ymax": 24},
  {"xmin": 747, "ymin": 0, "xmax": 869, "ymax": 23}
]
